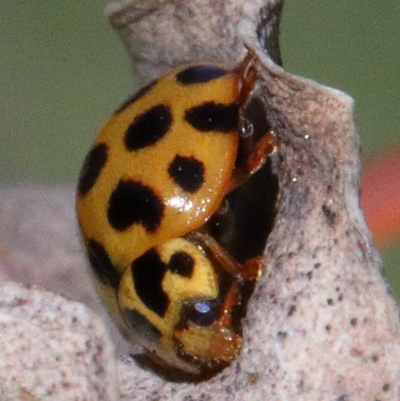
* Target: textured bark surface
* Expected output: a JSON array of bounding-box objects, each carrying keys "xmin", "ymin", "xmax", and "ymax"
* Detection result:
[
  {"xmin": 0, "ymin": 281, "xmax": 118, "ymax": 401},
  {"xmin": 0, "ymin": 0, "xmax": 399, "ymax": 400}
]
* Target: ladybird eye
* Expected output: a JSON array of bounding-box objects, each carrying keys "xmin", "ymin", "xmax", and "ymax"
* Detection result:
[{"xmin": 184, "ymin": 299, "xmax": 221, "ymax": 327}]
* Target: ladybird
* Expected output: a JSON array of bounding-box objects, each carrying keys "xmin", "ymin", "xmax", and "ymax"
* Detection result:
[{"xmin": 76, "ymin": 57, "xmax": 276, "ymax": 376}]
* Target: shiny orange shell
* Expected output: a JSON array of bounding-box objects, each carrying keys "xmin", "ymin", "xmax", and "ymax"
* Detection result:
[{"xmin": 77, "ymin": 64, "xmax": 241, "ymax": 274}]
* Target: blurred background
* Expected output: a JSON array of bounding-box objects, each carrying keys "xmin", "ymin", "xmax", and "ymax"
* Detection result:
[{"xmin": 1, "ymin": 1, "xmax": 399, "ymax": 298}]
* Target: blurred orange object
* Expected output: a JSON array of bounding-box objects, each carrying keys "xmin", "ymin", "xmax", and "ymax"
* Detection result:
[{"xmin": 361, "ymin": 144, "xmax": 400, "ymax": 249}]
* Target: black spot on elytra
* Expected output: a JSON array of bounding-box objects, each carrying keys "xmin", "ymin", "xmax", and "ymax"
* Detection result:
[
  {"xmin": 185, "ymin": 102, "xmax": 239, "ymax": 133},
  {"xmin": 168, "ymin": 251, "xmax": 194, "ymax": 278},
  {"xmin": 107, "ymin": 180, "xmax": 164, "ymax": 232},
  {"xmin": 78, "ymin": 143, "xmax": 108, "ymax": 197},
  {"xmin": 122, "ymin": 308, "xmax": 162, "ymax": 343},
  {"xmin": 176, "ymin": 65, "xmax": 229, "ymax": 84},
  {"xmin": 132, "ymin": 248, "xmax": 169, "ymax": 317},
  {"xmin": 124, "ymin": 105, "xmax": 172, "ymax": 151},
  {"xmin": 86, "ymin": 239, "xmax": 120, "ymax": 289},
  {"xmin": 114, "ymin": 80, "xmax": 157, "ymax": 114},
  {"xmin": 168, "ymin": 155, "xmax": 205, "ymax": 193}
]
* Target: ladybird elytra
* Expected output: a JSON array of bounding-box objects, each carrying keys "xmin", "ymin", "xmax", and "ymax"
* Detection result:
[
  {"xmin": 77, "ymin": 59, "xmax": 276, "ymax": 375},
  {"xmin": 78, "ymin": 64, "xmax": 241, "ymax": 274}
]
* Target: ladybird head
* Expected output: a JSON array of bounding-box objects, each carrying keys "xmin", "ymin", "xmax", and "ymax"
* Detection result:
[{"xmin": 118, "ymin": 238, "xmax": 242, "ymax": 374}]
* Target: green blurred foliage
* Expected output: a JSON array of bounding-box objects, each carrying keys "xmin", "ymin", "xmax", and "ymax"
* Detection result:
[
  {"xmin": 0, "ymin": 1, "xmax": 132, "ymax": 183},
  {"xmin": 384, "ymin": 246, "xmax": 400, "ymax": 299},
  {"xmin": 0, "ymin": 1, "xmax": 398, "ymax": 297}
]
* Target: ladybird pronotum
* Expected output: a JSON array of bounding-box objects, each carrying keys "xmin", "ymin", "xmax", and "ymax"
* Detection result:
[{"xmin": 76, "ymin": 58, "xmax": 276, "ymax": 375}]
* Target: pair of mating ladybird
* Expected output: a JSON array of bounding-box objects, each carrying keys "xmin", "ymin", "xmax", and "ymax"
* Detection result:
[{"xmin": 76, "ymin": 55, "xmax": 276, "ymax": 376}]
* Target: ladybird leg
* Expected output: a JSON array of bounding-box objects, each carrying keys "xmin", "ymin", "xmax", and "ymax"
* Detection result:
[
  {"xmin": 243, "ymin": 255, "xmax": 265, "ymax": 277},
  {"xmin": 245, "ymin": 130, "xmax": 277, "ymax": 174},
  {"xmin": 231, "ymin": 51, "xmax": 278, "ymax": 187},
  {"xmin": 186, "ymin": 231, "xmax": 261, "ymax": 281},
  {"xmin": 226, "ymin": 130, "xmax": 277, "ymax": 194},
  {"xmin": 236, "ymin": 50, "xmax": 258, "ymax": 103},
  {"xmin": 215, "ymin": 280, "xmax": 241, "ymax": 331}
]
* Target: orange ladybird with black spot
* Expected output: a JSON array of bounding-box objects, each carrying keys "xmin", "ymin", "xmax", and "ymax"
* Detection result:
[{"xmin": 76, "ymin": 57, "xmax": 276, "ymax": 376}]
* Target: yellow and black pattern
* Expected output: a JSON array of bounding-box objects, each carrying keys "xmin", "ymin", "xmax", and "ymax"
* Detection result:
[{"xmin": 76, "ymin": 60, "xmax": 275, "ymax": 375}]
